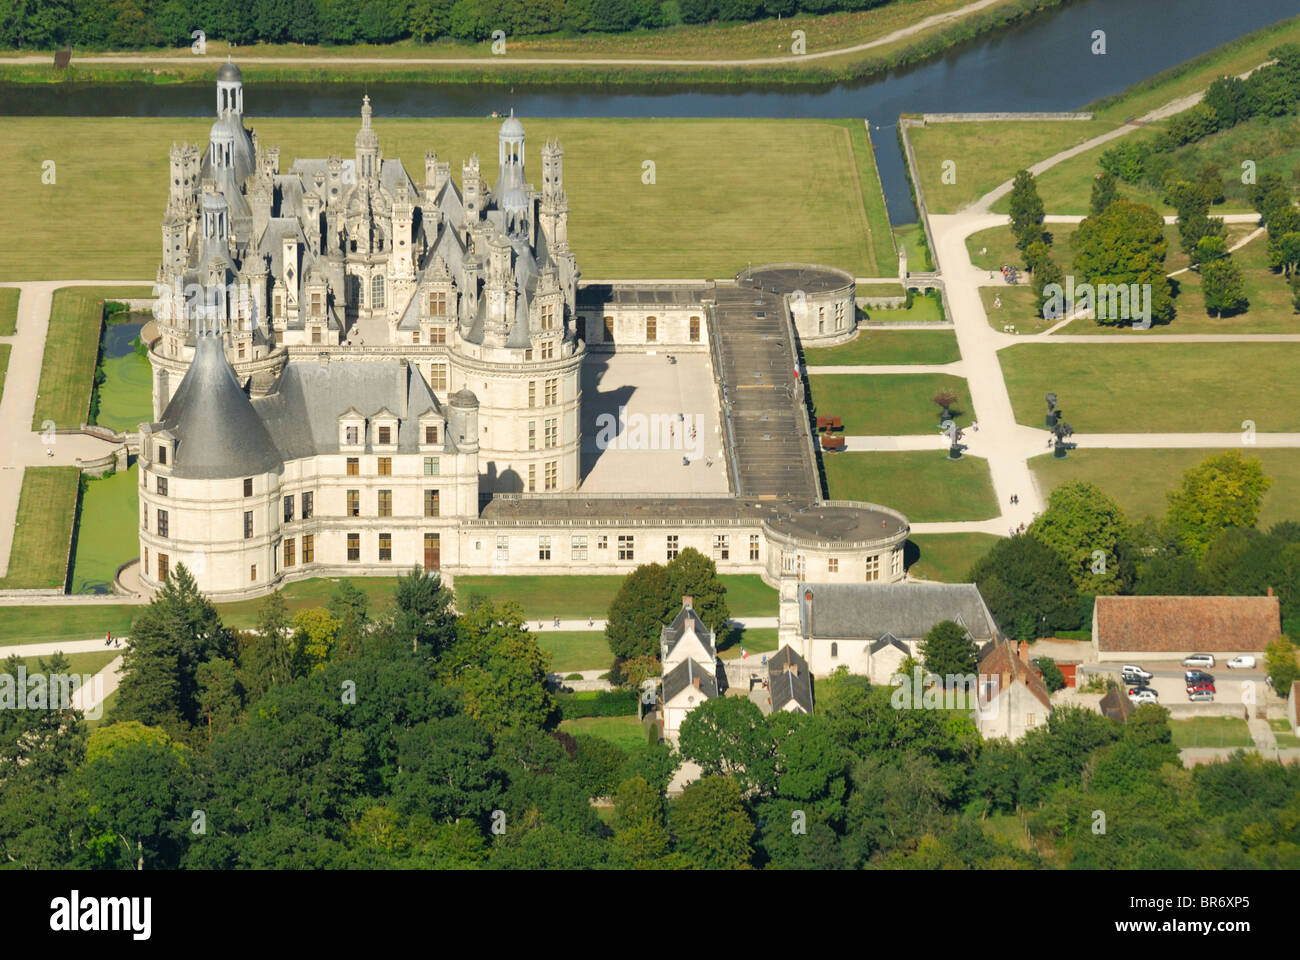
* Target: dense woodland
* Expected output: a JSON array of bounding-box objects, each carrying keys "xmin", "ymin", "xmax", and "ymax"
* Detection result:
[{"xmin": 0, "ymin": 0, "xmax": 898, "ymax": 49}]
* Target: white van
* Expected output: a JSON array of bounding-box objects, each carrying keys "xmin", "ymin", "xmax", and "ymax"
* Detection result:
[
  {"xmin": 1226, "ymin": 655, "xmax": 1256, "ymax": 669},
  {"xmin": 1181, "ymin": 654, "xmax": 1216, "ymax": 668}
]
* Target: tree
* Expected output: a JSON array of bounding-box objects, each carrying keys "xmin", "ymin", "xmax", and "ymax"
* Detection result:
[
  {"xmin": 664, "ymin": 548, "xmax": 731, "ymax": 636},
  {"xmin": 932, "ymin": 389, "xmax": 959, "ymax": 420},
  {"xmin": 920, "ymin": 620, "xmax": 977, "ymax": 678},
  {"xmin": 1089, "ymin": 171, "xmax": 1118, "ymax": 216},
  {"xmin": 1265, "ymin": 636, "xmax": 1300, "ymax": 692},
  {"xmin": 1026, "ymin": 240, "xmax": 1064, "ymax": 318},
  {"xmin": 1196, "ymin": 234, "xmax": 1228, "ymax": 264},
  {"xmin": 393, "ymin": 567, "xmax": 458, "ymax": 657},
  {"xmin": 1037, "ymin": 656, "xmax": 1066, "ymax": 693},
  {"xmin": 604, "ymin": 562, "xmax": 674, "ymax": 660},
  {"xmin": 1028, "ymin": 480, "xmax": 1129, "ymax": 594},
  {"xmin": 194, "ymin": 658, "xmax": 243, "ymax": 743},
  {"xmin": 1165, "ymin": 451, "xmax": 1272, "ymax": 557},
  {"xmin": 442, "ymin": 600, "xmax": 555, "ymax": 736},
  {"xmin": 1201, "ymin": 256, "xmax": 1248, "ymax": 318},
  {"xmin": 291, "ymin": 608, "xmax": 340, "ymax": 671},
  {"xmin": 237, "ymin": 591, "xmax": 297, "ymax": 703},
  {"xmin": 669, "ymin": 775, "xmax": 753, "ymax": 869},
  {"xmin": 1008, "ymin": 169, "xmax": 1045, "ymax": 252},
  {"xmin": 678, "ymin": 696, "xmax": 775, "ymax": 795},
  {"xmin": 611, "ymin": 776, "xmax": 669, "ymax": 867},
  {"xmin": 80, "ymin": 740, "xmax": 191, "ymax": 870},
  {"xmin": 1291, "ymin": 271, "xmax": 1300, "ymax": 313},
  {"xmin": 391, "ymin": 715, "xmax": 502, "ymax": 822},
  {"xmin": 969, "ymin": 535, "xmax": 1080, "ymax": 639},
  {"xmin": 1072, "ymin": 198, "xmax": 1174, "ymax": 325}
]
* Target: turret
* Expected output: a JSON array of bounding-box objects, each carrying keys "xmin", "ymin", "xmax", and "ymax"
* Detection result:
[
  {"xmin": 216, "ymin": 61, "xmax": 243, "ymax": 118},
  {"xmin": 355, "ymin": 95, "xmax": 380, "ymax": 182}
]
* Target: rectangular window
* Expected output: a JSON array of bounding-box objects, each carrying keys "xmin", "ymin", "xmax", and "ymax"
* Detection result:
[
  {"xmin": 378, "ymin": 457, "xmax": 392, "ymax": 476},
  {"xmin": 424, "ymin": 532, "xmax": 440, "ymax": 570},
  {"xmin": 645, "ymin": 316, "xmax": 657, "ymax": 342},
  {"xmin": 377, "ymin": 490, "xmax": 392, "ymax": 518},
  {"xmin": 495, "ymin": 536, "xmax": 509, "ymax": 561},
  {"xmin": 429, "ymin": 290, "xmax": 447, "ymax": 315},
  {"xmin": 372, "ymin": 275, "xmax": 385, "ymax": 310},
  {"xmin": 347, "ymin": 534, "xmax": 360, "ymax": 562},
  {"xmin": 283, "ymin": 494, "xmax": 294, "ymax": 523},
  {"xmin": 541, "ymin": 340, "xmax": 553, "ymax": 360},
  {"xmin": 425, "ymin": 424, "xmax": 439, "ymax": 445},
  {"xmin": 429, "ymin": 326, "xmax": 447, "ymax": 345},
  {"xmin": 244, "ymin": 510, "xmax": 253, "ymax": 539},
  {"xmin": 525, "ymin": 348, "xmax": 533, "ymax": 362},
  {"xmin": 528, "ymin": 421, "xmax": 536, "ymax": 450},
  {"xmin": 312, "ymin": 327, "xmax": 322, "ymax": 345},
  {"xmin": 411, "ymin": 331, "xmax": 420, "ymax": 345},
  {"xmin": 157, "ymin": 509, "xmax": 169, "ymax": 539},
  {"xmin": 378, "ymin": 426, "xmax": 392, "ymax": 445},
  {"xmin": 311, "ymin": 291, "xmax": 322, "ymax": 315},
  {"xmin": 302, "ymin": 534, "xmax": 315, "ymax": 563},
  {"xmin": 892, "ymin": 548, "xmax": 903, "ymax": 577},
  {"xmin": 284, "ymin": 537, "xmax": 296, "ymax": 567},
  {"xmin": 528, "ymin": 381, "xmax": 536, "ymax": 407},
  {"xmin": 690, "ymin": 316, "xmax": 701, "ymax": 342},
  {"xmin": 571, "ymin": 535, "xmax": 588, "ymax": 560},
  {"xmin": 347, "ymin": 457, "xmax": 360, "ymax": 476},
  {"xmin": 544, "ymin": 418, "xmax": 557, "ymax": 449},
  {"xmin": 528, "ymin": 464, "xmax": 536, "ymax": 492},
  {"xmin": 667, "ymin": 535, "xmax": 679, "ymax": 561},
  {"xmin": 379, "ymin": 533, "xmax": 392, "ymax": 562},
  {"xmin": 749, "ymin": 534, "xmax": 760, "ymax": 561},
  {"xmin": 424, "ymin": 489, "xmax": 440, "ymax": 518},
  {"xmin": 274, "ymin": 293, "xmax": 283, "ymax": 317},
  {"xmin": 545, "ymin": 460, "xmax": 557, "ymax": 491},
  {"xmin": 248, "ymin": 565, "xmax": 257, "ymax": 582},
  {"xmin": 617, "ymin": 535, "xmax": 634, "ymax": 561},
  {"xmin": 597, "ymin": 535, "xmax": 608, "ymax": 551},
  {"xmin": 157, "ymin": 444, "xmax": 167, "ymax": 465},
  {"xmin": 865, "ymin": 554, "xmax": 880, "ymax": 582},
  {"xmin": 424, "ymin": 456, "xmax": 440, "ymax": 476},
  {"xmin": 429, "ymin": 364, "xmax": 447, "ymax": 391},
  {"xmin": 604, "ymin": 316, "xmax": 614, "ymax": 343},
  {"xmin": 538, "ymin": 535, "xmax": 551, "ymax": 561},
  {"xmin": 347, "ymin": 490, "xmax": 360, "ymax": 517},
  {"xmin": 157, "ymin": 553, "xmax": 169, "ymax": 581},
  {"xmin": 302, "ymin": 492, "xmax": 313, "ymax": 520},
  {"xmin": 828, "ymin": 557, "xmax": 839, "ymax": 574},
  {"xmin": 243, "ymin": 477, "xmax": 253, "ymax": 497},
  {"xmin": 545, "ymin": 379, "xmax": 558, "ymax": 405},
  {"xmin": 157, "ymin": 476, "xmax": 168, "ymax": 497},
  {"xmin": 345, "ymin": 426, "xmax": 359, "ymax": 446},
  {"xmin": 237, "ymin": 341, "xmax": 246, "ymax": 361},
  {"xmin": 576, "ymin": 317, "xmax": 586, "ymax": 341},
  {"xmin": 713, "ymin": 534, "xmax": 729, "ymax": 561},
  {"xmin": 541, "ymin": 302, "xmax": 555, "ymax": 330}
]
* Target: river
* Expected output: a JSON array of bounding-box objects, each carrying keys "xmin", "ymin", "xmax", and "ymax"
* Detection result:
[{"xmin": 2, "ymin": 0, "xmax": 1295, "ymax": 221}]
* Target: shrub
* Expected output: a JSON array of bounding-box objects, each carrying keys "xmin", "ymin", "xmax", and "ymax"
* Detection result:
[{"xmin": 556, "ymin": 690, "xmax": 639, "ymax": 719}]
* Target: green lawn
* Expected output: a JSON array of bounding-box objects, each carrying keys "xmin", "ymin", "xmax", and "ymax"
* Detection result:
[
  {"xmin": 1169, "ymin": 717, "xmax": 1254, "ymax": 749},
  {"xmin": 0, "ymin": 466, "xmax": 79, "ymax": 591},
  {"xmin": 808, "ymin": 372, "xmax": 972, "ymax": 434},
  {"xmin": 559, "ymin": 715, "xmax": 654, "ymax": 753},
  {"xmin": 0, "ymin": 343, "xmax": 9, "ymax": 407},
  {"xmin": 69, "ymin": 464, "xmax": 139, "ymax": 595},
  {"xmin": 3, "ymin": 649, "xmax": 120, "ymax": 677},
  {"xmin": 804, "ymin": 329, "xmax": 960, "ymax": 366},
  {"xmin": 95, "ymin": 324, "xmax": 155, "ymax": 433},
  {"xmin": 1268, "ymin": 717, "xmax": 1300, "ymax": 750},
  {"xmin": 535, "ymin": 630, "xmax": 611, "ymax": 674},
  {"xmin": 981, "ymin": 285, "xmax": 1057, "ymax": 335},
  {"xmin": 455, "ymin": 573, "xmax": 777, "ymax": 620},
  {"xmin": 894, "ymin": 223, "xmax": 933, "ymax": 272},
  {"xmin": 718, "ymin": 627, "xmax": 779, "ymax": 660},
  {"xmin": 1000, "ymin": 343, "xmax": 1300, "ymax": 432},
  {"xmin": 906, "ymin": 532, "xmax": 1001, "ymax": 583},
  {"xmin": 0, "ymin": 287, "xmax": 17, "ymax": 335},
  {"xmin": 823, "ymin": 451, "xmax": 998, "ymax": 522},
  {"xmin": 908, "ymin": 118, "xmax": 1117, "ymax": 214},
  {"xmin": 0, "ymin": 604, "xmax": 139, "ymax": 645},
  {"xmin": 213, "ymin": 576, "xmax": 403, "ymax": 629},
  {"xmin": 0, "ymin": 118, "xmax": 884, "ymax": 281},
  {"xmin": 1029, "ymin": 448, "xmax": 1300, "ymax": 531}
]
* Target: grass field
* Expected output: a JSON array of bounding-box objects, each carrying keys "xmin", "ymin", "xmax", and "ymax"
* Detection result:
[
  {"xmin": 69, "ymin": 465, "xmax": 139, "ymax": 595},
  {"xmin": 1000, "ymin": 342, "xmax": 1300, "ymax": 432},
  {"xmin": 0, "ymin": 117, "xmax": 885, "ymax": 282},
  {"xmin": 0, "ymin": 466, "xmax": 79, "ymax": 591},
  {"xmin": 214, "ymin": 576, "xmax": 404, "ymax": 628},
  {"xmin": 559, "ymin": 715, "xmax": 653, "ymax": 753},
  {"xmin": 908, "ymin": 118, "xmax": 1117, "ymax": 214},
  {"xmin": 894, "ymin": 223, "xmax": 934, "ymax": 272},
  {"xmin": 1029, "ymin": 448, "xmax": 1300, "ymax": 531},
  {"xmin": 3, "ymin": 650, "xmax": 119, "ymax": 677},
  {"xmin": 535, "ymin": 630, "xmax": 611, "ymax": 674},
  {"xmin": 809, "ymin": 372, "xmax": 972, "ymax": 435},
  {"xmin": 905, "ymin": 532, "xmax": 1000, "ymax": 582},
  {"xmin": 95, "ymin": 325, "xmax": 155, "ymax": 434},
  {"xmin": 804, "ymin": 329, "xmax": 960, "ymax": 366},
  {"xmin": 455, "ymin": 573, "xmax": 778, "ymax": 620},
  {"xmin": 1169, "ymin": 717, "xmax": 1254, "ymax": 749},
  {"xmin": 1268, "ymin": 717, "xmax": 1300, "ymax": 749},
  {"xmin": 718, "ymin": 627, "xmax": 779, "ymax": 660},
  {"xmin": 0, "ymin": 604, "xmax": 138, "ymax": 645},
  {"xmin": 823, "ymin": 451, "xmax": 998, "ymax": 522},
  {"xmin": 0, "ymin": 343, "xmax": 9, "ymax": 407},
  {"xmin": 0, "ymin": 287, "xmax": 17, "ymax": 335},
  {"xmin": 981, "ymin": 285, "xmax": 1057, "ymax": 334}
]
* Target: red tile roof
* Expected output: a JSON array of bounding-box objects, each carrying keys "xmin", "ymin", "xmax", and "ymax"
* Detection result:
[
  {"xmin": 978, "ymin": 641, "xmax": 1052, "ymax": 711},
  {"xmin": 1094, "ymin": 595, "xmax": 1280, "ymax": 653}
]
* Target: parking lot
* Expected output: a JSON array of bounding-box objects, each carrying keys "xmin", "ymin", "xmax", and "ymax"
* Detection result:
[{"xmin": 1089, "ymin": 661, "xmax": 1267, "ymax": 712}]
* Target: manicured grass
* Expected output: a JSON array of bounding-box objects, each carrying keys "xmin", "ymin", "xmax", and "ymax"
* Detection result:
[
  {"xmin": 906, "ymin": 532, "xmax": 1001, "ymax": 583},
  {"xmin": 1029, "ymin": 448, "xmax": 1300, "ymax": 531},
  {"xmin": 4, "ymin": 650, "xmax": 120, "ymax": 677},
  {"xmin": 559, "ymin": 715, "xmax": 654, "ymax": 753},
  {"xmin": 0, "ymin": 287, "xmax": 17, "ymax": 336},
  {"xmin": 967, "ymin": 222, "xmax": 1082, "ymax": 273},
  {"xmin": 0, "ymin": 343, "xmax": 9, "ymax": 407},
  {"xmin": 1000, "ymin": 342, "xmax": 1300, "ymax": 433},
  {"xmin": 1169, "ymin": 717, "xmax": 1254, "ymax": 749},
  {"xmin": 0, "ymin": 466, "xmax": 79, "ymax": 591},
  {"xmin": 455, "ymin": 573, "xmax": 777, "ymax": 620},
  {"xmin": 69, "ymin": 464, "xmax": 139, "ymax": 595},
  {"xmin": 87, "ymin": 688, "xmax": 118, "ymax": 729},
  {"xmin": 535, "ymin": 630, "xmax": 611, "ymax": 674},
  {"xmin": 860, "ymin": 283, "xmax": 905, "ymax": 297},
  {"xmin": 894, "ymin": 222, "xmax": 933, "ymax": 272},
  {"xmin": 804, "ymin": 329, "xmax": 960, "ymax": 366},
  {"xmin": 95, "ymin": 327, "xmax": 154, "ymax": 434},
  {"xmin": 980, "ymin": 285, "xmax": 1056, "ymax": 334},
  {"xmin": 213, "ymin": 576, "xmax": 402, "ymax": 629},
  {"xmin": 808, "ymin": 372, "xmax": 972, "ymax": 434},
  {"xmin": 1152, "ymin": 231, "xmax": 1300, "ymax": 335},
  {"xmin": 1268, "ymin": 717, "xmax": 1300, "ymax": 750},
  {"xmin": 717, "ymin": 627, "xmax": 779, "ymax": 660},
  {"xmin": 0, "ymin": 118, "xmax": 882, "ymax": 281},
  {"xmin": 823, "ymin": 451, "xmax": 998, "ymax": 522},
  {"xmin": 0, "ymin": 604, "xmax": 138, "ymax": 646},
  {"xmin": 908, "ymin": 118, "xmax": 1117, "ymax": 214},
  {"xmin": 840, "ymin": 119, "xmax": 898, "ymax": 278}
]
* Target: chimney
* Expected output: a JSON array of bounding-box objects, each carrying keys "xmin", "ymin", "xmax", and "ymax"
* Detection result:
[
  {"xmin": 1268, "ymin": 586, "xmax": 1274, "ymax": 597},
  {"xmin": 682, "ymin": 595, "xmax": 693, "ymax": 609},
  {"xmin": 804, "ymin": 589, "xmax": 813, "ymax": 638},
  {"xmin": 789, "ymin": 662, "xmax": 798, "ymax": 677},
  {"xmin": 692, "ymin": 675, "xmax": 700, "ymax": 690},
  {"xmin": 1017, "ymin": 639, "xmax": 1029, "ymax": 663}
]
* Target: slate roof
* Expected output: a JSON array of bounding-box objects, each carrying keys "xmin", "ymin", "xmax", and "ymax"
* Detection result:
[
  {"xmin": 767, "ymin": 645, "xmax": 813, "ymax": 713},
  {"xmin": 798, "ymin": 583, "xmax": 998, "ymax": 641},
  {"xmin": 1099, "ymin": 687, "xmax": 1135, "ymax": 723},
  {"xmin": 662, "ymin": 658, "xmax": 718, "ymax": 704},
  {"xmin": 1093, "ymin": 595, "xmax": 1280, "ymax": 653},
  {"xmin": 661, "ymin": 604, "xmax": 714, "ymax": 661},
  {"xmin": 978, "ymin": 641, "xmax": 1052, "ymax": 712},
  {"xmin": 157, "ymin": 333, "xmax": 281, "ymax": 479}
]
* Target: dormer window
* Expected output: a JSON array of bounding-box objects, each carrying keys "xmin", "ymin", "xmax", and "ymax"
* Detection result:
[
  {"xmin": 378, "ymin": 425, "xmax": 392, "ymax": 445},
  {"xmin": 428, "ymin": 291, "xmax": 447, "ymax": 316},
  {"xmin": 424, "ymin": 424, "xmax": 439, "ymax": 445},
  {"xmin": 345, "ymin": 425, "xmax": 359, "ymax": 445},
  {"xmin": 157, "ymin": 444, "xmax": 167, "ymax": 465}
]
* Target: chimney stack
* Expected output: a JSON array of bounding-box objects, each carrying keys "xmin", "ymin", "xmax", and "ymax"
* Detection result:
[{"xmin": 682, "ymin": 595, "xmax": 693, "ymax": 609}]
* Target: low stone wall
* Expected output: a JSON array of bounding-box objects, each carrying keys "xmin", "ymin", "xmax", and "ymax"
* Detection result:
[
  {"xmin": 0, "ymin": 587, "xmax": 64, "ymax": 599},
  {"xmin": 920, "ymin": 112, "xmax": 1094, "ymax": 122},
  {"xmin": 859, "ymin": 296, "xmax": 908, "ymax": 311}
]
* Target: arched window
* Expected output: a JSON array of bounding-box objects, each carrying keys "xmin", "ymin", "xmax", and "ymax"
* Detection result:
[
  {"xmin": 830, "ymin": 642, "xmax": 838, "ymax": 658},
  {"xmin": 371, "ymin": 275, "xmax": 385, "ymax": 310}
]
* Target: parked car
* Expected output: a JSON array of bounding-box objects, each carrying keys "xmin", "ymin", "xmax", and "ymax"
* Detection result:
[
  {"xmin": 1188, "ymin": 690, "xmax": 1215, "ymax": 702},
  {"xmin": 1121, "ymin": 664, "xmax": 1153, "ymax": 681},
  {"xmin": 1182, "ymin": 654, "xmax": 1216, "ymax": 668},
  {"xmin": 1186, "ymin": 682, "xmax": 1216, "ymax": 695},
  {"xmin": 1130, "ymin": 689, "xmax": 1159, "ymax": 704},
  {"xmin": 1185, "ymin": 670, "xmax": 1215, "ymax": 685},
  {"xmin": 1227, "ymin": 655, "xmax": 1256, "ymax": 669}
]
